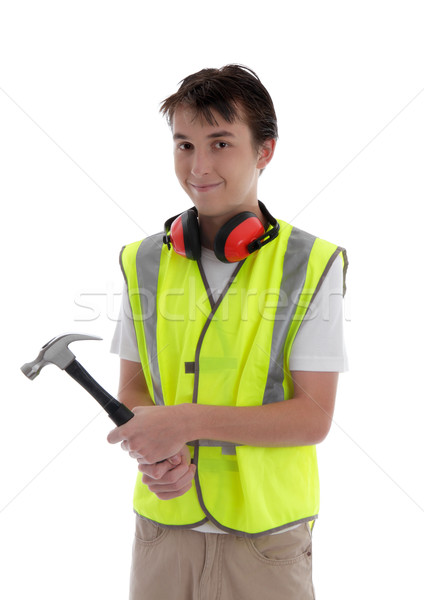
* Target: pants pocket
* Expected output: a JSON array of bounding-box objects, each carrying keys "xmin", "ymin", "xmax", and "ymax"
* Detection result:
[
  {"xmin": 134, "ymin": 516, "xmax": 168, "ymax": 546},
  {"xmin": 246, "ymin": 522, "xmax": 312, "ymax": 565}
]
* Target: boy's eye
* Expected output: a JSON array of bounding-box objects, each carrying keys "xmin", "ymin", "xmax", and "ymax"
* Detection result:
[
  {"xmin": 178, "ymin": 142, "xmax": 193, "ymax": 150},
  {"xmin": 215, "ymin": 141, "xmax": 228, "ymax": 149}
]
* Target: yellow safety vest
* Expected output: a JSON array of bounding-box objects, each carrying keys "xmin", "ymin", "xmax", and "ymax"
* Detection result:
[{"xmin": 120, "ymin": 219, "xmax": 347, "ymax": 536}]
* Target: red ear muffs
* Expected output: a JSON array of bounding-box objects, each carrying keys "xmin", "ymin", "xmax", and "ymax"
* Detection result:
[
  {"xmin": 163, "ymin": 201, "xmax": 279, "ymax": 262},
  {"xmin": 214, "ymin": 213, "xmax": 265, "ymax": 263},
  {"xmin": 169, "ymin": 209, "xmax": 201, "ymax": 261}
]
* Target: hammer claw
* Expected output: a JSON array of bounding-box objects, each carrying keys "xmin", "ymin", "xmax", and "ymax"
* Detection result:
[{"xmin": 21, "ymin": 333, "xmax": 102, "ymax": 378}]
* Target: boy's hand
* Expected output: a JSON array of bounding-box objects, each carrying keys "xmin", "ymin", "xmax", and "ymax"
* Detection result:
[
  {"xmin": 107, "ymin": 405, "xmax": 188, "ymax": 464},
  {"xmin": 137, "ymin": 445, "xmax": 196, "ymax": 500}
]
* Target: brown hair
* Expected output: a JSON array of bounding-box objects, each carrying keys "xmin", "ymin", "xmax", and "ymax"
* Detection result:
[{"xmin": 160, "ymin": 64, "xmax": 278, "ymax": 150}]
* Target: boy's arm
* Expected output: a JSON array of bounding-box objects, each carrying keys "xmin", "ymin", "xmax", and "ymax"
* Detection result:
[
  {"xmin": 117, "ymin": 358, "xmax": 154, "ymax": 409},
  {"xmin": 108, "ymin": 370, "xmax": 339, "ymax": 463},
  {"xmin": 184, "ymin": 370, "xmax": 338, "ymax": 447}
]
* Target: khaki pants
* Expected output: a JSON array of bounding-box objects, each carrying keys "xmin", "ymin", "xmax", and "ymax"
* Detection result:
[{"xmin": 129, "ymin": 516, "xmax": 315, "ymax": 600}]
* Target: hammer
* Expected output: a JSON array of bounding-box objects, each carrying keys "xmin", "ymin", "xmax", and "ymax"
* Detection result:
[{"xmin": 21, "ymin": 333, "xmax": 134, "ymax": 426}]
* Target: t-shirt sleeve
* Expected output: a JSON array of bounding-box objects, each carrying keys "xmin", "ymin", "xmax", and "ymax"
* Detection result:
[
  {"xmin": 289, "ymin": 254, "xmax": 348, "ymax": 372},
  {"xmin": 110, "ymin": 283, "xmax": 141, "ymax": 363}
]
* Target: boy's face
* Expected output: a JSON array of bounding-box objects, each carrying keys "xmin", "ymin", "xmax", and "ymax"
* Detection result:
[{"xmin": 172, "ymin": 104, "xmax": 274, "ymax": 221}]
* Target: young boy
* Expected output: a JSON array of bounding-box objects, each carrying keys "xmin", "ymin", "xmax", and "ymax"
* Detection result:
[{"xmin": 108, "ymin": 64, "xmax": 348, "ymax": 599}]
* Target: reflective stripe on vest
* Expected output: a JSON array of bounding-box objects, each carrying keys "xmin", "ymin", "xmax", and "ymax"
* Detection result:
[
  {"xmin": 134, "ymin": 234, "xmax": 165, "ymax": 406},
  {"xmin": 120, "ymin": 220, "xmax": 347, "ymax": 535},
  {"xmin": 263, "ymin": 226, "xmax": 315, "ymax": 404}
]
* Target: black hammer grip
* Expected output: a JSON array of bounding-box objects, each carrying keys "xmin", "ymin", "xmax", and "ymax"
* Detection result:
[{"xmin": 64, "ymin": 359, "xmax": 134, "ymax": 426}]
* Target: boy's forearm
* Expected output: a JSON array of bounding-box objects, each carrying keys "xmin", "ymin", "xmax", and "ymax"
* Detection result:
[
  {"xmin": 180, "ymin": 371, "xmax": 338, "ymax": 448},
  {"xmin": 180, "ymin": 398, "xmax": 332, "ymax": 448}
]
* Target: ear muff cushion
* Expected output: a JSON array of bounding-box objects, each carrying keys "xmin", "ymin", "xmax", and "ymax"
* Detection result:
[
  {"xmin": 170, "ymin": 209, "xmax": 201, "ymax": 261},
  {"xmin": 214, "ymin": 212, "xmax": 265, "ymax": 263},
  {"xmin": 169, "ymin": 215, "xmax": 185, "ymax": 256}
]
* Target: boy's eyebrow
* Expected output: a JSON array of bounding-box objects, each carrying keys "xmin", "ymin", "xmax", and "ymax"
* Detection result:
[
  {"xmin": 173, "ymin": 130, "xmax": 236, "ymax": 141},
  {"xmin": 207, "ymin": 130, "xmax": 236, "ymax": 139}
]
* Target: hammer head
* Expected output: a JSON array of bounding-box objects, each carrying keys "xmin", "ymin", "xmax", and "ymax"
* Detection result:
[{"xmin": 21, "ymin": 333, "xmax": 102, "ymax": 380}]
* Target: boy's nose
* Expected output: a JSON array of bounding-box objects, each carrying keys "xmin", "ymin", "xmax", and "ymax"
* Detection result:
[{"xmin": 190, "ymin": 150, "xmax": 211, "ymax": 177}]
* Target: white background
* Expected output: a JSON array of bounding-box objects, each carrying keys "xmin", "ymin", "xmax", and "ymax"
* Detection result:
[{"xmin": 1, "ymin": 1, "xmax": 423, "ymax": 598}]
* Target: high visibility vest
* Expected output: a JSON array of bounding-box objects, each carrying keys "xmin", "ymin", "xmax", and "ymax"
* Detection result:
[{"xmin": 120, "ymin": 219, "xmax": 348, "ymax": 536}]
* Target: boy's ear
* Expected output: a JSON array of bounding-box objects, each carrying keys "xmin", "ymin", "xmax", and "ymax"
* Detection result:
[{"xmin": 256, "ymin": 138, "xmax": 276, "ymax": 170}]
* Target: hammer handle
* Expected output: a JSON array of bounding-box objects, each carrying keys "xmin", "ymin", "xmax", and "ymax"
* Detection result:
[{"xmin": 64, "ymin": 359, "xmax": 134, "ymax": 426}]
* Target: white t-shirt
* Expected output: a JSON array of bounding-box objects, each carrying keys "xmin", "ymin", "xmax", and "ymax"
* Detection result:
[{"xmin": 110, "ymin": 249, "xmax": 348, "ymax": 535}]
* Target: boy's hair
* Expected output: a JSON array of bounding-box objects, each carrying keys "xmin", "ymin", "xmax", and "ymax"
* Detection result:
[{"xmin": 160, "ymin": 64, "xmax": 278, "ymax": 150}]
